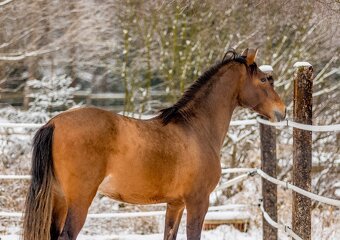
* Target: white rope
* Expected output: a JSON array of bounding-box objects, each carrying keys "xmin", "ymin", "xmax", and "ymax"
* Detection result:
[
  {"xmin": 256, "ymin": 117, "xmax": 287, "ymax": 127},
  {"xmin": 215, "ymin": 173, "xmax": 250, "ymax": 191},
  {"xmin": 0, "ymin": 211, "xmax": 163, "ymax": 218},
  {"xmin": 0, "ymin": 175, "xmax": 31, "ymax": 180},
  {"xmin": 88, "ymin": 211, "xmax": 165, "ymax": 218},
  {"xmin": 256, "ymin": 169, "xmax": 340, "ymax": 207},
  {"xmin": 221, "ymin": 168, "xmax": 255, "ymax": 174},
  {"xmin": 220, "ymin": 168, "xmax": 340, "ymax": 207},
  {"xmin": 256, "ymin": 117, "xmax": 340, "ymax": 132},
  {"xmin": 229, "ymin": 119, "xmax": 257, "ymax": 126},
  {"xmin": 0, "ymin": 204, "xmax": 249, "ymax": 218},
  {"xmin": 0, "ymin": 122, "xmax": 42, "ymax": 128},
  {"xmin": 287, "ymin": 120, "xmax": 340, "ymax": 132},
  {"xmin": 0, "ymin": 211, "xmax": 22, "ymax": 217},
  {"xmin": 259, "ymin": 201, "xmax": 303, "ymax": 240}
]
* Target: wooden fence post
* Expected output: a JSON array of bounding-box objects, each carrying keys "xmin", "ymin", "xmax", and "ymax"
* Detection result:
[
  {"xmin": 292, "ymin": 62, "xmax": 313, "ymax": 240},
  {"xmin": 259, "ymin": 65, "xmax": 278, "ymax": 240},
  {"xmin": 23, "ymin": 82, "xmax": 30, "ymax": 110}
]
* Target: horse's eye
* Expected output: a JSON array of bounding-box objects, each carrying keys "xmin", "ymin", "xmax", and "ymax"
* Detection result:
[{"xmin": 260, "ymin": 78, "xmax": 267, "ymax": 83}]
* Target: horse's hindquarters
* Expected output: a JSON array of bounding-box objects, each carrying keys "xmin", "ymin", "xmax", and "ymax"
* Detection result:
[{"xmin": 50, "ymin": 108, "xmax": 118, "ymax": 238}]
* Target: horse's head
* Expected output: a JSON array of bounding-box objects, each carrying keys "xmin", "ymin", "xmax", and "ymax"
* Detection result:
[{"xmin": 237, "ymin": 48, "xmax": 286, "ymax": 122}]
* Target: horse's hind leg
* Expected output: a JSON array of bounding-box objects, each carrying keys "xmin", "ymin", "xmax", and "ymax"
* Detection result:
[
  {"xmin": 51, "ymin": 186, "xmax": 68, "ymax": 240},
  {"xmin": 163, "ymin": 201, "xmax": 185, "ymax": 240},
  {"xmin": 56, "ymin": 185, "xmax": 99, "ymax": 240},
  {"xmin": 57, "ymin": 204, "xmax": 89, "ymax": 240},
  {"xmin": 51, "ymin": 133, "xmax": 108, "ymax": 238},
  {"xmin": 52, "ymin": 166, "xmax": 104, "ymax": 239},
  {"xmin": 49, "ymin": 182, "xmax": 93, "ymax": 240}
]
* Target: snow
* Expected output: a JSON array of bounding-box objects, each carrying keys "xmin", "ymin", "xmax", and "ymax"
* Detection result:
[
  {"xmin": 335, "ymin": 189, "xmax": 340, "ymax": 197},
  {"xmin": 0, "ymin": 225, "xmax": 262, "ymax": 240},
  {"xmin": 118, "ymin": 111, "xmax": 155, "ymax": 119},
  {"xmin": 0, "ymin": 122, "xmax": 41, "ymax": 128},
  {"xmin": 204, "ymin": 211, "xmax": 250, "ymax": 221},
  {"xmin": 293, "ymin": 61, "xmax": 312, "ymax": 68},
  {"xmin": 259, "ymin": 65, "xmax": 273, "ymax": 73},
  {"xmin": 208, "ymin": 204, "xmax": 248, "ymax": 211}
]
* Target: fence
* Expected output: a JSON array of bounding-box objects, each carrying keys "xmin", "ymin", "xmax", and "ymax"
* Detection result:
[{"xmin": 1, "ymin": 63, "xmax": 340, "ymax": 239}]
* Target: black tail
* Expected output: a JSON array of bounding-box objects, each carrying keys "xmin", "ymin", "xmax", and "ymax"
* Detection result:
[{"xmin": 23, "ymin": 124, "xmax": 55, "ymax": 240}]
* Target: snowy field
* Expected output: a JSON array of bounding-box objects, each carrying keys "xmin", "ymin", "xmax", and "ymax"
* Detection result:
[
  {"xmin": 0, "ymin": 117, "xmax": 339, "ymax": 240},
  {"xmin": 1, "ymin": 173, "xmax": 340, "ymax": 239},
  {"xmin": 1, "ymin": 225, "xmax": 262, "ymax": 240}
]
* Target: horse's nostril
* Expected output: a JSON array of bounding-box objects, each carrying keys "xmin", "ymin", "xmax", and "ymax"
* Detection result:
[{"xmin": 274, "ymin": 111, "xmax": 285, "ymax": 122}]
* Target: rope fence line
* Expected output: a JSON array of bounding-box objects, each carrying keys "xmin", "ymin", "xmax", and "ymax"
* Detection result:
[
  {"xmin": 220, "ymin": 168, "xmax": 340, "ymax": 207},
  {"xmin": 215, "ymin": 172, "xmax": 252, "ymax": 191},
  {"xmin": 0, "ymin": 117, "xmax": 339, "ymax": 132},
  {"xmin": 0, "ymin": 210, "xmax": 167, "ymax": 219},
  {"xmin": 2, "ymin": 168, "xmax": 340, "ymax": 207},
  {"xmin": 0, "ymin": 116, "xmax": 339, "ymax": 237},
  {"xmin": 0, "ymin": 168, "xmax": 328, "ymax": 240},
  {"xmin": 0, "ymin": 175, "xmax": 30, "ymax": 180},
  {"xmin": 258, "ymin": 200, "xmax": 302, "ymax": 240},
  {"xmin": 0, "ymin": 122, "xmax": 41, "ymax": 129},
  {"xmin": 256, "ymin": 117, "xmax": 340, "ymax": 132},
  {"xmin": 0, "ymin": 204, "xmax": 250, "ymax": 219},
  {"xmin": 0, "ymin": 167, "xmax": 338, "ymax": 240},
  {"xmin": 255, "ymin": 169, "xmax": 340, "ymax": 207}
]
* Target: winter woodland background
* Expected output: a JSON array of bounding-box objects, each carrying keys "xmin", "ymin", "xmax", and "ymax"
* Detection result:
[{"xmin": 0, "ymin": 0, "xmax": 339, "ymax": 239}]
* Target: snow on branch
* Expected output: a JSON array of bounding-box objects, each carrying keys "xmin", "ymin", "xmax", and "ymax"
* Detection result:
[
  {"xmin": 0, "ymin": 48, "xmax": 60, "ymax": 61},
  {"xmin": 0, "ymin": 0, "xmax": 15, "ymax": 7},
  {"xmin": 293, "ymin": 62, "xmax": 312, "ymax": 68},
  {"xmin": 259, "ymin": 65, "xmax": 273, "ymax": 73}
]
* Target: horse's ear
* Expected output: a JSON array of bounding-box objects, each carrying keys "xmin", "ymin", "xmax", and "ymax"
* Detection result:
[
  {"xmin": 241, "ymin": 48, "xmax": 249, "ymax": 58},
  {"xmin": 241, "ymin": 48, "xmax": 258, "ymax": 65}
]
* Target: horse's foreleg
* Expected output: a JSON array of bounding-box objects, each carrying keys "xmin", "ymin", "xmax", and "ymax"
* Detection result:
[
  {"xmin": 163, "ymin": 201, "xmax": 185, "ymax": 240},
  {"xmin": 185, "ymin": 196, "xmax": 209, "ymax": 240}
]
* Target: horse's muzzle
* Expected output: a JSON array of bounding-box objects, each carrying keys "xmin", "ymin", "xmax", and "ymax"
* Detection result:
[{"xmin": 274, "ymin": 109, "xmax": 286, "ymax": 122}]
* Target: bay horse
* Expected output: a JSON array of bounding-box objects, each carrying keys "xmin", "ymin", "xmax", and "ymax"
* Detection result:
[{"xmin": 23, "ymin": 48, "xmax": 285, "ymax": 240}]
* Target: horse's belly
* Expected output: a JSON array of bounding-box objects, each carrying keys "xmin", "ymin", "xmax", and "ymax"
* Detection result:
[{"xmin": 97, "ymin": 175, "xmax": 172, "ymax": 204}]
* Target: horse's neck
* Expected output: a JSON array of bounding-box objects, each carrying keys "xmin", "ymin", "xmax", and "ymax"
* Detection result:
[{"xmin": 189, "ymin": 67, "xmax": 240, "ymax": 152}]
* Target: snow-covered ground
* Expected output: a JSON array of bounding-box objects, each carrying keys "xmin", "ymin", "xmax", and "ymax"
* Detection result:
[
  {"xmin": 1, "ymin": 116, "xmax": 339, "ymax": 240},
  {"xmin": 1, "ymin": 225, "xmax": 262, "ymax": 240}
]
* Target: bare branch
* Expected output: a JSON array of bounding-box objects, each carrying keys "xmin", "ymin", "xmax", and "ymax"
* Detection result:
[
  {"xmin": 0, "ymin": 48, "xmax": 60, "ymax": 61},
  {"xmin": 0, "ymin": 0, "xmax": 15, "ymax": 7}
]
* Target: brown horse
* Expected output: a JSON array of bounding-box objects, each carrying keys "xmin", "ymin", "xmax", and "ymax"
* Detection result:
[{"xmin": 23, "ymin": 48, "xmax": 285, "ymax": 240}]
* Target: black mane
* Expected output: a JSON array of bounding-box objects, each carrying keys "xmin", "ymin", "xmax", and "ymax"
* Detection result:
[{"xmin": 158, "ymin": 49, "xmax": 256, "ymax": 125}]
